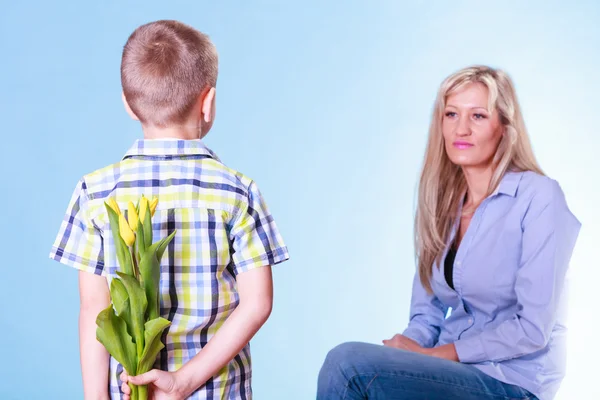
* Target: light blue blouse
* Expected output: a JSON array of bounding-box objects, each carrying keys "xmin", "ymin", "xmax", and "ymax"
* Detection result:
[{"xmin": 403, "ymin": 171, "xmax": 581, "ymax": 400}]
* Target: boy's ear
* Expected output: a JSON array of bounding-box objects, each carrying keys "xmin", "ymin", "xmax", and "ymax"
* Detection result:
[
  {"xmin": 122, "ymin": 92, "xmax": 139, "ymax": 121},
  {"xmin": 201, "ymin": 87, "xmax": 216, "ymax": 123}
]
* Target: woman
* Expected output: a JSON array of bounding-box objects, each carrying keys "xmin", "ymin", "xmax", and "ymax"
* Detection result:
[{"xmin": 317, "ymin": 66, "xmax": 580, "ymax": 400}]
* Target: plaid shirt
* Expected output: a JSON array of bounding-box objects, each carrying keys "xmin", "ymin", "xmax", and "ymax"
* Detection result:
[{"xmin": 50, "ymin": 139, "xmax": 289, "ymax": 399}]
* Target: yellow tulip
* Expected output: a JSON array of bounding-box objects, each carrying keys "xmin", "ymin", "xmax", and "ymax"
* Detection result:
[
  {"xmin": 127, "ymin": 202, "xmax": 139, "ymax": 231},
  {"xmin": 107, "ymin": 198, "xmax": 121, "ymax": 215},
  {"xmin": 149, "ymin": 197, "xmax": 159, "ymax": 217},
  {"xmin": 139, "ymin": 196, "xmax": 149, "ymax": 224},
  {"xmin": 119, "ymin": 214, "xmax": 135, "ymax": 246}
]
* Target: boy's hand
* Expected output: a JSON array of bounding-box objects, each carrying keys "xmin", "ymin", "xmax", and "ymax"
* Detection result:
[
  {"xmin": 120, "ymin": 265, "xmax": 274, "ymax": 399},
  {"xmin": 121, "ymin": 370, "xmax": 189, "ymax": 400}
]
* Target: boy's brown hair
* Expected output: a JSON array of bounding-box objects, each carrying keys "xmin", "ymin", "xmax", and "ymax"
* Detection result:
[{"xmin": 121, "ymin": 20, "xmax": 218, "ymax": 127}]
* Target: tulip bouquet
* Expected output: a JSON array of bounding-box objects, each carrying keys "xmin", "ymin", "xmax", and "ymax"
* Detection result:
[{"xmin": 96, "ymin": 196, "xmax": 176, "ymax": 400}]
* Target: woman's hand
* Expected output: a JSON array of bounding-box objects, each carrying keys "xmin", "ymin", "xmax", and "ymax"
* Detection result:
[
  {"xmin": 383, "ymin": 334, "xmax": 428, "ymax": 354},
  {"xmin": 383, "ymin": 334, "xmax": 459, "ymax": 362},
  {"xmin": 429, "ymin": 344, "xmax": 459, "ymax": 362}
]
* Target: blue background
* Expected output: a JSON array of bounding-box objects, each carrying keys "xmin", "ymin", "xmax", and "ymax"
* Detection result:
[{"xmin": 1, "ymin": 1, "xmax": 598, "ymax": 399}]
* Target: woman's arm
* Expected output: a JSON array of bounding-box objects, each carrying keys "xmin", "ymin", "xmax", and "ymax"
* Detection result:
[
  {"xmin": 402, "ymin": 269, "xmax": 448, "ymax": 348},
  {"xmin": 454, "ymin": 180, "xmax": 581, "ymax": 363}
]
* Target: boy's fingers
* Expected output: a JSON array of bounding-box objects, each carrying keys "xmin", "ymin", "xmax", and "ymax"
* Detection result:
[
  {"xmin": 129, "ymin": 369, "xmax": 159, "ymax": 386},
  {"xmin": 121, "ymin": 381, "xmax": 131, "ymax": 394},
  {"xmin": 120, "ymin": 371, "xmax": 129, "ymax": 382}
]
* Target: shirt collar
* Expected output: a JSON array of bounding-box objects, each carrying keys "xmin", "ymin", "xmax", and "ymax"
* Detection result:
[
  {"xmin": 451, "ymin": 170, "xmax": 524, "ymax": 246},
  {"xmin": 492, "ymin": 170, "xmax": 524, "ymax": 197},
  {"xmin": 122, "ymin": 139, "xmax": 219, "ymax": 161}
]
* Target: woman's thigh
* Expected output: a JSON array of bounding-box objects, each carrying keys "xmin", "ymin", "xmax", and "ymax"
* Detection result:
[{"xmin": 317, "ymin": 342, "xmax": 535, "ymax": 400}]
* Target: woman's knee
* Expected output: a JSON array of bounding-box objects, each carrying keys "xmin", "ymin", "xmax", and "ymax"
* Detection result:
[
  {"xmin": 323, "ymin": 341, "xmax": 426, "ymax": 376},
  {"xmin": 320, "ymin": 341, "xmax": 387, "ymax": 379},
  {"xmin": 318, "ymin": 342, "xmax": 372, "ymax": 395},
  {"xmin": 323, "ymin": 342, "xmax": 370, "ymax": 368}
]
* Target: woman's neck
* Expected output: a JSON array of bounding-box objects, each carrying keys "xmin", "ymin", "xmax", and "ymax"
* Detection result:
[{"xmin": 462, "ymin": 165, "xmax": 494, "ymax": 208}]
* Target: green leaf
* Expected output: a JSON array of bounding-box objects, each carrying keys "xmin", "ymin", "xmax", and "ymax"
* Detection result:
[
  {"xmin": 143, "ymin": 204, "xmax": 153, "ymax": 250},
  {"xmin": 135, "ymin": 217, "xmax": 146, "ymax": 259},
  {"xmin": 139, "ymin": 242, "xmax": 162, "ymax": 321},
  {"xmin": 156, "ymin": 230, "xmax": 177, "ymax": 263},
  {"xmin": 110, "ymin": 278, "xmax": 134, "ymax": 338},
  {"xmin": 139, "ymin": 231, "xmax": 176, "ymax": 321},
  {"xmin": 116, "ymin": 272, "xmax": 148, "ymax": 357},
  {"xmin": 105, "ymin": 203, "xmax": 134, "ymax": 276},
  {"xmin": 96, "ymin": 305, "xmax": 136, "ymax": 375},
  {"xmin": 110, "ymin": 278, "xmax": 128, "ymax": 316},
  {"xmin": 137, "ymin": 317, "xmax": 171, "ymax": 374}
]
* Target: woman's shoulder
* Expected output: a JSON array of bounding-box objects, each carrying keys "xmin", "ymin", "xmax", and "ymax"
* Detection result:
[
  {"xmin": 514, "ymin": 170, "xmax": 562, "ymax": 200},
  {"xmin": 513, "ymin": 170, "xmax": 580, "ymax": 226}
]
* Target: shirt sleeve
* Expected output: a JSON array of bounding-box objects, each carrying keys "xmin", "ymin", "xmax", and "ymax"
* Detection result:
[
  {"xmin": 229, "ymin": 181, "xmax": 289, "ymax": 275},
  {"xmin": 455, "ymin": 180, "xmax": 581, "ymax": 363},
  {"xmin": 402, "ymin": 269, "xmax": 448, "ymax": 348},
  {"xmin": 49, "ymin": 179, "xmax": 105, "ymax": 276}
]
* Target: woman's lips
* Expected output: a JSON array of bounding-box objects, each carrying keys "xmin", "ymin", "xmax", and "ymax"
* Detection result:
[{"xmin": 453, "ymin": 141, "xmax": 474, "ymax": 149}]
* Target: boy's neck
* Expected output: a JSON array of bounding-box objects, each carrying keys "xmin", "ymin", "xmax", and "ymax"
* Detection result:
[{"xmin": 142, "ymin": 124, "xmax": 205, "ymax": 140}]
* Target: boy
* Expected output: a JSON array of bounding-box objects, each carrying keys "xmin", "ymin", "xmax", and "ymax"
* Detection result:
[{"xmin": 50, "ymin": 20, "xmax": 289, "ymax": 399}]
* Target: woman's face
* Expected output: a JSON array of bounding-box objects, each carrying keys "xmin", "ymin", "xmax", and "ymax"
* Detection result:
[{"xmin": 442, "ymin": 82, "xmax": 504, "ymax": 169}]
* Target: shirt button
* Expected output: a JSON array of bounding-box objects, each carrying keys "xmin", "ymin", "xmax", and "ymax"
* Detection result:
[
  {"xmin": 456, "ymin": 261, "xmax": 462, "ymax": 266},
  {"xmin": 468, "ymin": 318, "xmax": 473, "ymax": 324}
]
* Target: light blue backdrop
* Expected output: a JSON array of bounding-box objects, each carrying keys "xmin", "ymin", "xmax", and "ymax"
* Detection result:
[{"xmin": 1, "ymin": 1, "xmax": 598, "ymax": 399}]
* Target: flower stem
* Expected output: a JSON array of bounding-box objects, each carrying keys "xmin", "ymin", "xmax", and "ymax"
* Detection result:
[
  {"xmin": 132, "ymin": 245, "xmax": 139, "ymax": 279},
  {"xmin": 129, "ymin": 382, "xmax": 138, "ymax": 400},
  {"xmin": 138, "ymin": 384, "xmax": 148, "ymax": 400}
]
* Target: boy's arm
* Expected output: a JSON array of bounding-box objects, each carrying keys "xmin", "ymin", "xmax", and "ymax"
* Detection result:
[
  {"xmin": 176, "ymin": 265, "xmax": 273, "ymax": 396},
  {"xmin": 79, "ymin": 271, "xmax": 111, "ymax": 400},
  {"xmin": 125, "ymin": 181, "xmax": 286, "ymax": 399},
  {"xmin": 125, "ymin": 265, "xmax": 273, "ymax": 398}
]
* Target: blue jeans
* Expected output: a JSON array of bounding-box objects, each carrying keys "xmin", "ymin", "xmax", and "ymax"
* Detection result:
[{"xmin": 317, "ymin": 342, "xmax": 538, "ymax": 400}]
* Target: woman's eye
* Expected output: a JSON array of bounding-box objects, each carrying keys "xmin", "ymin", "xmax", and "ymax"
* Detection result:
[
  {"xmin": 445, "ymin": 111, "xmax": 457, "ymax": 118},
  {"xmin": 473, "ymin": 113, "xmax": 487, "ymax": 120}
]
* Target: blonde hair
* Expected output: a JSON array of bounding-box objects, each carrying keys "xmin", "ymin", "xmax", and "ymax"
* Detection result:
[{"xmin": 415, "ymin": 65, "xmax": 543, "ymax": 293}]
